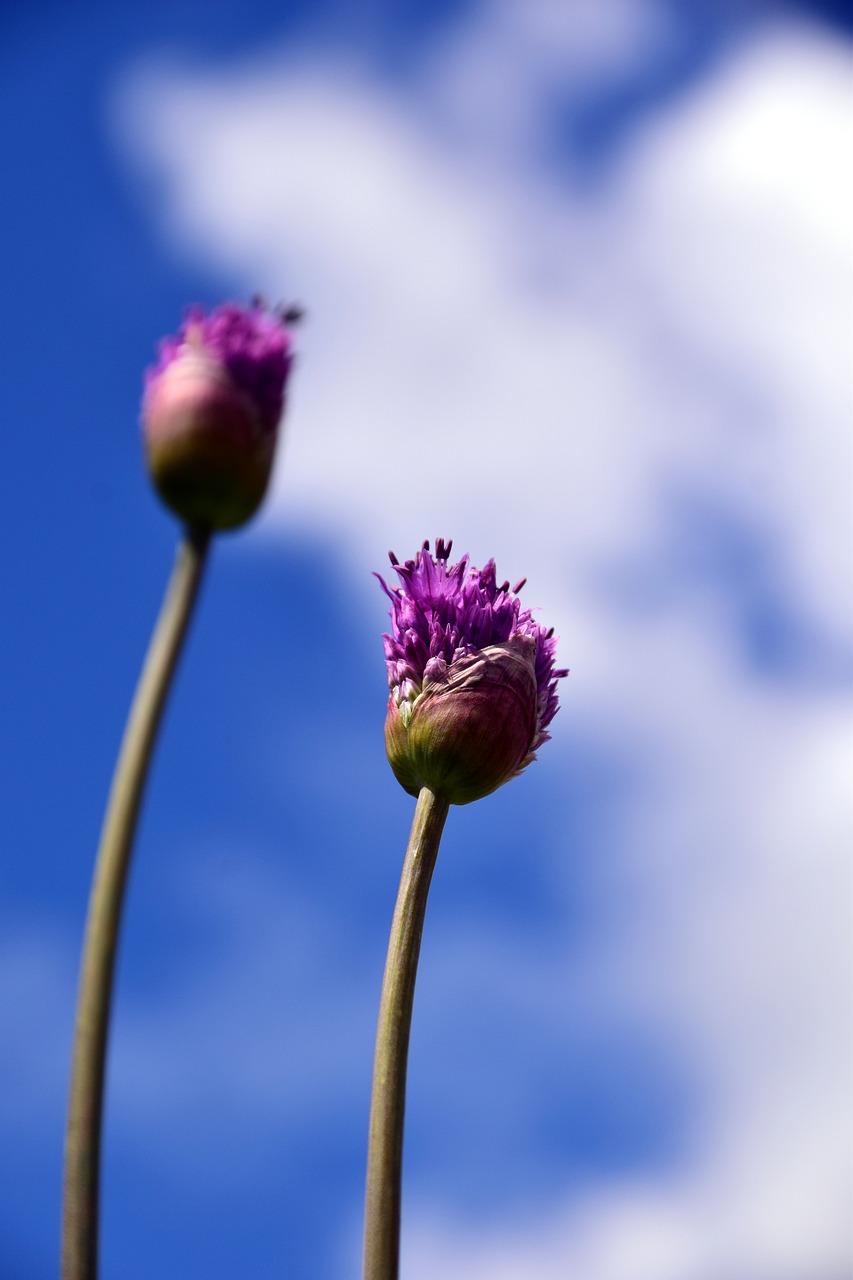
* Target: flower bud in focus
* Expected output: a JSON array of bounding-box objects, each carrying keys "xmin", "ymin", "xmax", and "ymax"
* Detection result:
[
  {"xmin": 142, "ymin": 301, "xmax": 294, "ymax": 531},
  {"xmin": 377, "ymin": 541, "xmax": 568, "ymax": 806},
  {"xmin": 385, "ymin": 636, "xmax": 541, "ymax": 804}
]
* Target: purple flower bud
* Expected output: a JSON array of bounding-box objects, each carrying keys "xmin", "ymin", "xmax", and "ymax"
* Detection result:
[
  {"xmin": 377, "ymin": 541, "xmax": 568, "ymax": 805},
  {"xmin": 142, "ymin": 301, "xmax": 295, "ymax": 530}
]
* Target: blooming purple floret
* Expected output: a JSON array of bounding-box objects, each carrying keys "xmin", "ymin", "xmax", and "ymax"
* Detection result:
[
  {"xmin": 377, "ymin": 539, "xmax": 568, "ymax": 757},
  {"xmin": 148, "ymin": 300, "xmax": 293, "ymax": 432}
]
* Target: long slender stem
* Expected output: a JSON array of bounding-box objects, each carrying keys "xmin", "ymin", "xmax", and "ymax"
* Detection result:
[
  {"xmin": 61, "ymin": 526, "xmax": 211, "ymax": 1280},
  {"xmin": 363, "ymin": 785, "xmax": 450, "ymax": 1280}
]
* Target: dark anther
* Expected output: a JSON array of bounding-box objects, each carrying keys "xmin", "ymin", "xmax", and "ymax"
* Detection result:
[
  {"xmin": 280, "ymin": 303, "xmax": 306, "ymax": 325},
  {"xmin": 388, "ymin": 551, "xmax": 400, "ymax": 566},
  {"xmin": 499, "ymin": 580, "xmax": 510, "ymax": 593},
  {"xmin": 512, "ymin": 578, "xmax": 527, "ymax": 594}
]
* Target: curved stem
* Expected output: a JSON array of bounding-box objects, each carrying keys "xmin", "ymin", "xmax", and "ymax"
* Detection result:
[
  {"xmin": 363, "ymin": 785, "xmax": 450, "ymax": 1280},
  {"xmin": 61, "ymin": 526, "xmax": 212, "ymax": 1280}
]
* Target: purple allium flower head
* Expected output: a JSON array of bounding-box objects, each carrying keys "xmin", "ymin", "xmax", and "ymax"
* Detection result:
[
  {"xmin": 142, "ymin": 300, "xmax": 295, "ymax": 531},
  {"xmin": 377, "ymin": 539, "xmax": 568, "ymax": 804}
]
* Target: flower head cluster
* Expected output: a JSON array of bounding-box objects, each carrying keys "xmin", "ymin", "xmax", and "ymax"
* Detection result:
[
  {"xmin": 377, "ymin": 540, "xmax": 567, "ymax": 804},
  {"xmin": 142, "ymin": 300, "xmax": 295, "ymax": 530},
  {"xmin": 147, "ymin": 302, "xmax": 293, "ymax": 434}
]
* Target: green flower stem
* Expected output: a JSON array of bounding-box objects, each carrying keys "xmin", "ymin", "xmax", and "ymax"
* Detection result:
[
  {"xmin": 363, "ymin": 785, "xmax": 450, "ymax": 1280},
  {"xmin": 61, "ymin": 526, "xmax": 211, "ymax": 1280}
]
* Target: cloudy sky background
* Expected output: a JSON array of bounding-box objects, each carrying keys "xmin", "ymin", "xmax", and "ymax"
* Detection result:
[{"xmin": 1, "ymin": 1, "xmax": 851, "ymax": 1277}]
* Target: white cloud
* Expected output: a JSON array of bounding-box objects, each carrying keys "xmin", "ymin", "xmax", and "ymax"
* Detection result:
[
  {"xmin": 414, "ymin": 0, "xmax": 677, "ymax": 156},
  {"xmin": 617, "ymin": 28, "xmax": 853, "ymax": 640},
  {"xmin": 0, "ymin": 924, "xmax": 75, "ymax": 1128},
  {"xmin": 113, "ymin": 6, "xmax": 852, "ymax": 1277},
  {"xmin": 113, "ymin": 14, "xmax": 852, "ymax": 642},
  {"xmin": 109, "ymin": 847, "xmax": 374, "ymax": 1129}
]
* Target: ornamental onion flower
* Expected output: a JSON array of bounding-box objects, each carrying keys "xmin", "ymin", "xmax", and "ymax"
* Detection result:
[
  {"xmin": 376, "ymin": 538, "xmax": 567, "ymax": 805},
  {"xmin": 63, "ymin": 300, "xmax": 300, "ymax": 1280},
  {"xmin": 142, "ymin": 300, "xmax": 295, "ymax": 530},
  {"xmin": 364, "ymin": 539, "xmax": 566, "ymax": 1280}
]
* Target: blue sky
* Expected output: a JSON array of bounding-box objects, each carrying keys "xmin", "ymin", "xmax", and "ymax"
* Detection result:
[{"xmin": 1, "ymin": 2, "xmax": 851, "ymax": 1278}]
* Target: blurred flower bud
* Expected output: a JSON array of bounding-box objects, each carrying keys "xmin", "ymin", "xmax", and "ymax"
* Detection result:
[
  {"xmin": 377, "ymin": 541, "xmax": 567, "ymax": 805},
  {"xmin": 142, "ymin": 301, "xmax": 294, "ymax": 531}
]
